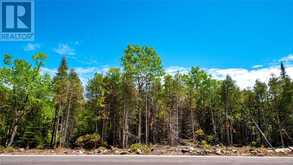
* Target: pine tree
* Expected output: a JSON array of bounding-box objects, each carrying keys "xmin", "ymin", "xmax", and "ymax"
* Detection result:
[{"xmin": 51, "ymin": 56, "xmax": 70, "ymax": 148}]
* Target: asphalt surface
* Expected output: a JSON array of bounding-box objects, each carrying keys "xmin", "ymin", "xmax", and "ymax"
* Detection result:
[{"xmin": 1, "ymin": 155, "xmax": 293, "ymax": 165}]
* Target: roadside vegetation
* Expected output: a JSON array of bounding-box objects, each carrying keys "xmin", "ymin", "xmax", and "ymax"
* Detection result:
[{"xmin": 0, "ymin": 45, "xmax": 293, "ymax": 155}]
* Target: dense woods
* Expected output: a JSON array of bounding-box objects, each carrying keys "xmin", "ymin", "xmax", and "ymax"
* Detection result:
[{"xmin": 1, "ymin": 45, "xmax": 293, "ymax": 150}]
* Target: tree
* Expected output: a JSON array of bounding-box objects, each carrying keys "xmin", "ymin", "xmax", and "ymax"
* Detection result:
[
  {"xmin": 62, "ymin": 69, "xmax": 84, "ymax": 147},
  {"xmin": 86, "ymin": 72, "xmax": 106, "ymax": 142},
  {"xmin": 184, "ymin": 67, "xmax": 210, "ymax": 141},
  {"xmin": 2, "ymin": 45, "xmax": 293, "ymax": 149},
  {"xmin": 121, "ymin": 73, "xmax": 136, "ymax": 148},
  {"xmin": 220, "ymin": 75, "xmax": 239, "ymax": 145},
  {"xmin": 122, "ymin": 44, "xmax": 163, "ymax": 144},
  {"xmin": 1, "ymin": 53, "xmax": 51, "ymax": 147},
  {"xmin": 163, "ymin": 73, "xmax": 184, "ymax": 145},
  {"xmin": 51, "ymin": 57, "xmax": 70, "ymax": 148}
]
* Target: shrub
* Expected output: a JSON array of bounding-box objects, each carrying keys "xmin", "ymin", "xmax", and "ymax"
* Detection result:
[
  {"xmin": 76, "ymin": 133, "xmax": 101, "ymax": 149},
  {"xmin": 194, "ymin": 129, "xmax": 215, "ymax": 145},
  {"xmin": 195, "ymin": 129, "xmax": 205, "ymax": 141},
  {"xmin": 0, "ymin": 146, "xmax": 4, "ymax": 153},
  {"xmin": 207, "ymin": 135, "xmax": 214, "ymax": 143},
  {"xmin": 201, "ymin": 140, "xmax": 211, "ymax": 150},
  {"xmin": 36, "ymin": 144, "xmax": 44, "ymax": 150},
  {"xmin": 4, "ymin": 147, "xmax": 16, "ymax": 153},
  {"xmin": 130, "ymin": 143, "xmax": 151, "ymax": 153},
  {"xmin": 250, "ymin": 141, "xmax": 257, "ymax": 147}
]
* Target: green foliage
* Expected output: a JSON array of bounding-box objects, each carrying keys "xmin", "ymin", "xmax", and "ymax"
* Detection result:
[
  {"xmin": 130, "ymin": 143, "xmax": 151, "ymax": 153},
  {"xmin": 195, "ymin": 129, "xmax": 205, "ymax": 137},
  {"xmin": 251, "ymin": 141, "xmax": 257, "ymax": 147},
  {"xmin": 200, "ymin": 140, "xmax": 211, "ymax": 150},
  {"xmin": 0, "ymin": 146, "xmax": 4, "ymax": 153},
  {"xmin": 1, "ymin": 46, "xmax": 293, "ymax": 150},
  {"xmin": 0, "ymin": 54, "xmax": 52, "ymax": 147},
  {"xmin": 76, "ymin": 133, "xmax": 102, "ymax": 149},
  {"xmin": 195, "ymin": 129, "xmax": 214, "ymax": 144},
  {"xmin": 3, "ymin": 147, "xmax": 16, "ymax": 153},
  {"xmin": 3, "ymin": 54, "xmax": 12, "ymax": 65},
  {"xmin": 207, "ymin": 135, "xmax": 214, "ymax": 143}
]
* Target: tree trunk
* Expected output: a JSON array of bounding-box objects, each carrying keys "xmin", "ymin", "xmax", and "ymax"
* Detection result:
[
  {"xmin": 225, "ymin": 100, "xmax": 230, "ymax": 145},
  {"xmin": 138, "ymin": 108, "xmax": 141, "ymax": 143},
  {"xmin": 63, "ymin": 93, "xmax": 72, "ymax": 147},
  {"xmin": 210, "ymin": 108, "xmax": 218, "ymax": 143},
  {"xmin": 169, "ymin": 108, "xmax": 172, "ymax": 145},
  {"xmin": 101, "ymin": 119, "xmax": 105, "ymax": 142},
  {"xmin": 176, "ymin": 100, "xmax": 179, "ymax": 144},
  {"xmin": 58, "ymin": 112, "xmax": 64, "ymax": 148},
  {"xmin": 280, "ymin": 129, "xmax": 285, "ymax": 147},
  {"xmin": 229, "ymin": 120, "xmax": 233, "ymax": 145},
  {"xmin": 277, "ymin": 114, "xmax": 285, "ymax": 147},
  {"xmin": 122, "ymin": 102, "xmax": 129, "ymax": 148},
  {"xmin": 54, "ymin": 107, "xmax": 61, "ymax": 148},
  {"xmin": 189, "ymin": 96, "xmax": 195, "ymax": 141},
  {"xmin": 7, "ymin": 111, "xmax": 21, "ymax": 147},
  {"xmin": 7, "ymin": 124, "xmax": 18, "ymax": 147},
  {"xmin": 145, "ymin": 93, "xmax": 148, "ymax": 144},
  {"xmin": 50, "ymin": 107, "xmax": 59, "ymax": 147},
  {"xmin": 253, "ymin": 119, "xmax": 273, "ymax": 148}
]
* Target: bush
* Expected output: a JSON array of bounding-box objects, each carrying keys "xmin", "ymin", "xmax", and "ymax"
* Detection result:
[
  {"xmin": 250, "ymin": 141, "xmax": 257, "ymax": 147},
  {"xmin": 36, "ymin": 144, "xmax": 44, "ymax": 150},
  {"xmin": 201, "ymin": 140, "xmax": 211, "ymax": 150},
  {"xmin": 76, "ymin": 133, "xmax": 102, "ymax": 149},
  {"xmin": 195, "ymin": 129, "xmax": 205, "ymax": 141},
  {"xmin": 207, "ymin": 135, "xmax": 214, "ymax": 143},
  {"xmin": 130, "ymin": 143, "xmax": 151, "ymax": 153},
  {"xmin": 3, "ymin": 147, "xmax": 16, "ymax": 153},
  {"xmin": 0, "ymin": 146, "xmax": 4, "ymax": 153},
  {"xmin": 194, "ymin": 129, "xmax": 215, "ymax": 145}
]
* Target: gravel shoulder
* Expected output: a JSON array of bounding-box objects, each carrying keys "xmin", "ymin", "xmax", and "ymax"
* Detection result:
[{"xmin": 1, "ymin": 145, "xmax": 293, "ymax": 156}]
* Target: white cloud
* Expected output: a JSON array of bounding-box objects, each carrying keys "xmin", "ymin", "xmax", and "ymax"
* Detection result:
[
  {"xmin": 163, "ymin": 65, "xmax": 283, "ymax": 89},
  {"xmin": 40, "ymin": 67, "xmax": 57, "ymax": 77},
  {"xmin": 75, "ymin": 67, "xmax": 111, "ymax": 86},
  {"xmin": 207, "ymin": 67, "xmax": 281, "ymax": 89},
  {"xmin": 163, "ymin": 54, "xmax": 293, "ymax": 89},
  {"xmin": 41, "ymin": 65, "xmax": 284, "ymax": 90},
  {"xmin": 280, "ymin": 54, "xmax": 293, "ymax": 62},
  {"xmin": 53, "ymin": 44, "xmax": 76, "ymax": 56},
  {"xmin": 165, "ymin": 66, "xmax": 189, "ymax": 75},
  {"xmin": 39, "ymin": 54, "xmax": 293, "ymax": 90},
  {"xmin": 24, "ymin": 43, "xmax": 40, "ymax": 51},
  {"xmin": 252, "ymin": 65, "xmax": 263, "ymax": 69}
]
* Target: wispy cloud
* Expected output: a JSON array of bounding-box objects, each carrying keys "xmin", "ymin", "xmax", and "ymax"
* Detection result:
[
  {"xmin": 53, "ymin": 43, "xmax": 76, "ymax": 56},
  {"xmin": 24, "ymin": 43, "xmax": 40, "ymax": 51},
  {"xmin": 252, "ymin": 65, "xmax": 263, "ymax": 69},
  {"xmin": 40, "ymin": 67, "xmax": 57, "ymax": 77},
  {"xmin": 280, "ymin": 54, "xmax": 293, "ymax": 62},
  {"xmin": 165, "ymin": 66, "xmax": 189, "ymax": 75}
]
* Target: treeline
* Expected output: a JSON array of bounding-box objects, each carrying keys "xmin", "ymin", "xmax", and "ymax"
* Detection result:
[{"xmin": 0, "ymin": 45, "xmax": 293, "ymax": 149}]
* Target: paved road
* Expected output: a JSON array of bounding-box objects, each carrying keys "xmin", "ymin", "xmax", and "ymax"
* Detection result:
[{"xmin": 1, "ymin": 155, "xmax": 293, "ymax": 165}]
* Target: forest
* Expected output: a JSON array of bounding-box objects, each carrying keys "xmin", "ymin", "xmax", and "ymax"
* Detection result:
[{"xmin": 0, "ymin": 44, "xmax": 293, "ymax": 150}]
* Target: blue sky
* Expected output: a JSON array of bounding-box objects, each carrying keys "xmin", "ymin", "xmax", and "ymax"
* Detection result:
[{"xmin": 1, "ymin": 0, "xmax": 293, "ymax": 88}]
